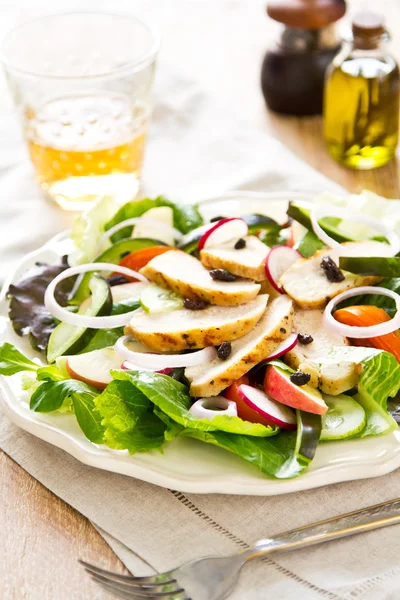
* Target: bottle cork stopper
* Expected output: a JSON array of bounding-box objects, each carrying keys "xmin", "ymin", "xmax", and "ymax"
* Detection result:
[{"xmin": 352, "ymin": 12, "xmax": 385, "ymax": 38}]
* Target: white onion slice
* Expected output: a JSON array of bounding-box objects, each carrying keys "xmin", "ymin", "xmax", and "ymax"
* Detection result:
[
  {"xmin": 98, "ymin": 217, "xmax": 183, "ymax": 249},
  {"xmin": 44, "ymin": 263, "xmax": 148, "ymax": 329},
  {"xmin": 324, "ymin": 286, "xmax": 400, "ymax": 338},
  {"xmin": 310, "ymin": 205, "xmax": 400, "ymax": 257},
  {"xmin": 121, "ymin": 360, "xmax": 173, "ymax": 375},
  {"xmin": 115, "ymin": 335, "xmax": 216, "ymax": 368},
  {"xmin": 189, "ymin": 397, "xmax": 238, "ymax": 421}
]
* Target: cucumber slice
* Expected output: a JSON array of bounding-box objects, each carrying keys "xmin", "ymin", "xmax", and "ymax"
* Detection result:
[
  {"xmin": 140, "ymin": 284, "xmax": 184, "ymax": 313},
  {"xmin": 71, "ymin": 238, "xmax": 165, "ymax": 304},
  {"xmin": 47, "ymin": 275, "xmax": 112, "ymax": 363},
  {"xmin": 339, "ymin": 256, "xmax": 400, "ymax": 277},
  {"xmin": 241, "ymin": 213, "xmax": 281, "ymax": 233},
  {"xmin": 320, "ymin": 394, "xmax": 366, "ymax": 441}
]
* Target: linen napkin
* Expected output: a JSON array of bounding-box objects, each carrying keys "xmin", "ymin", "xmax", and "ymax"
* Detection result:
[{"xmin": 1, "ymin": 2, "xmax": 400, "ymax": 599}]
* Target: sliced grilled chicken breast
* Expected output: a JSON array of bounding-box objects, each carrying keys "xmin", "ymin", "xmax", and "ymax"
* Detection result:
[
  {"xmin": 140, "ymin": 250, "xmax": 261, "ymax": 306},
  {"xmin": 280, "ymin": 243, "xmax": 381, "ymax": 309},
  {"xmin": 185, "ymin": 295, "xmax": 294, "ymax": 397},
  {"xmin": 285, "ymin": 308, "xmax": 358, "ymax": 395},
  {"xmin": 126, "ymin": 295, "xmax": 269, "ymax": 351},
  {"xmin": 200, "ymin": 235, "xmax": 269, "ymax": 281}
]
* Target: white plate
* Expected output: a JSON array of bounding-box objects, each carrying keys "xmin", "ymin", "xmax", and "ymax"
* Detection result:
[{"xmin": 1, "ymin": 191, "xmax": 400, "ymax": 496}]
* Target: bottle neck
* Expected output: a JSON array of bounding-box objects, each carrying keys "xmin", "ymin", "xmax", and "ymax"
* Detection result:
[{"xmin": 278, "ymin": 23, "xmax": 339, "ymax": 53}]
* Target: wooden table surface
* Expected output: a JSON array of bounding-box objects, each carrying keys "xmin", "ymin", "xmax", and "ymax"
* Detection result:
[{"xmin": 2, "ymin": 1, "xmax": 400, "ymax": 599}]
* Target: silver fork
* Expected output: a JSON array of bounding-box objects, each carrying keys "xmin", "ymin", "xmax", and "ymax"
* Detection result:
[{"xmin": 80, "ymin": 497, "xmax": 400, "ymax": 600}]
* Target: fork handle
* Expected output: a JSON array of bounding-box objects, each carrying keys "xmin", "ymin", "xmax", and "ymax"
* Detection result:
[{"xmin": 243, "ymin": 498, "xmax": 400, "ymax": 561}]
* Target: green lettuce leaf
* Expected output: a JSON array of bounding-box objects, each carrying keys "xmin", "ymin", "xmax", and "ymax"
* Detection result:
[
  {"xmin": 322, "ymin": 347, "xmax": 399, "ymax": 436},
  {"xmin": 112, "ymin": 370, "xmax": 278, "ymax": 437},
  {"xmin": 182, "ymin": 410, "xmax": 321, "ymax": 479},
  {"xmin": 294, "ymin": 230, "xmax": 325, "ymax": 258},
  {"xmin": 105, "ymin": 196, "xmax": 203, "ymax": 242},
  {"xmin": 95, "ymin": 379, "xmax": 165, "ymax": 453},
  {"xmin": 339, "ymin": 277, "xmax": 400, "ymax": 317},
  {"xmin": 0, "ymin": 342, "xmax": 39, "ymax": 375},
  {"xmin": 30, "ymin": 379, "xmax": 104, "ymax": 442},
  {"xmin": 78, "ymin": 327, "xmax": 124, "ymax": 354},
  {"xmin": 71, "ymin": 194, "xmax": 120, "ymax": 264}
]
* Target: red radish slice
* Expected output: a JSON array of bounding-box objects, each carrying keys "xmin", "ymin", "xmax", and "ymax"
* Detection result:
[
  {"xmin": 261, "ymin": 333, "xmax": 298, "ymax": 362},
  {"xmin": 121, "ymin": 360, "xmax": 173, "ymax": 375},
  {"xmin": 198, "ymin": 218, "xmax": 248, "ymax": 250},
  {"xmin": 264, "ymin": 246, "xmax": 301, "ymax": 293},
  {"xmin": 237, "ymin": 384, "xmax": 296, "ymax": 429}
]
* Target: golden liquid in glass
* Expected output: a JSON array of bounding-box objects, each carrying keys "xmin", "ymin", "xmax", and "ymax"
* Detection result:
[
  {"xmin": 26, "ymin": 95, "xmax": 148, "ymax": 210},
  {"xmin": 323, "ymin": 57, "xmax": 400, "ymax": 169}
]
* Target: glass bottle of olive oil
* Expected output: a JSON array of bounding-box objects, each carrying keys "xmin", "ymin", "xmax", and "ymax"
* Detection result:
[{"xmin": 323, "ymin": 12, "xmax": 400, "ymax": 169}]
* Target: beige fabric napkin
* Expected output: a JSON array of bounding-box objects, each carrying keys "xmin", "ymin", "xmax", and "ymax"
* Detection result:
[{"xmin": 1, "ymin": 2, "xmax": 400, "ymax": 599}]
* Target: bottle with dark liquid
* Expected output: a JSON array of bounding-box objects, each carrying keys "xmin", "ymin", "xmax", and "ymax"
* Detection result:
[{"xmin": 261, "ymin": 0, "xmax": 346, "ymax": 115}]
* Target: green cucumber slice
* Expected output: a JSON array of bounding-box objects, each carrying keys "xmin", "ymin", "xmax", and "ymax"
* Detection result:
[
  {"xmin": 47, "ymin": 275, "xmax": 112, "ymax": 363},
  {"xmin": 339, "ymin": 256, "xmax": 400, "ymax": 277},
  {"xmin": 241, "ymin": 213, "xmax": 280, "ymax": 233},
  {"xmin": 320, "ymin": 394, "xmax": 366, "ymax": 441},
  {"xmin": 71, "ymin": 238, "xmax": 165, "ymax": 303},
  {"xmin": 140, "ymin": 284, "xmax": 184, "ymax": 313},
  {"xmin": 287, "ymin": 203, "xmax": 352, "ymax": 243}
]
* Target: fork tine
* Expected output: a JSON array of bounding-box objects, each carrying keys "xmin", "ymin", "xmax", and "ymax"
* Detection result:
[
  {"xmin": 93, "ymin": 578, "xmax": 187, "ymax": 600},
  {"xmin": 79, "ymin": 560, "xmax": 175, "ymax": 585},
  {"xmin": 90, "ymin": 572, "xmax": 184, "ymax": 596}
]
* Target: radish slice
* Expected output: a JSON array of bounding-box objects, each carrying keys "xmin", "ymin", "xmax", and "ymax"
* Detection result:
[
  {"xmin": 237, "ymin": 384, "xmax": 296, "ymax": 429},
  {"xmin": 324, "ymin": 286, "xmax": 400, "ymax": 338},
  {"xmin": 261, "ymin": 333, "xmax": 298, "ymax": 362},
  {"xmin": 311, "ymin": 205, "xmax": 400, "ymax": 257},
  {"xmin": 44, "ymin": 263, "xmax": 148, "ymax": 329},
  {"xmin": 115, "ymin": 335, "xmax": 216, "ymax": 368},
  {"xmin": 198, "ymin": 217, "xmax": 248, "ymax": 250},
  {"xmin": 189, "ymin": 397, "xmax": 238, "ymax": 421},
  {"xmin": 98, "ymin": 217, "xmax": 183, "ymax": 249},
  {"xmin": 264, "ymin": 246, "xmax": 301, "ymax": 293},
  {"xmin": 121, "ymin": 360, "xmax": 173, "ymax": 375}
]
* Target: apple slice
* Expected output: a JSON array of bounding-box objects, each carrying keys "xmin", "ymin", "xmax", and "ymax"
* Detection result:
[
  {"xmin": 237, "ymin": 384, "xmax": 297, "ymax": 429},
  {"xmin": 264, "ymin": 364, "xmax": 328, "ymax": 415},
  {"xmin": 66, "ymin": 347, "xmax": 122, "ymax": 390}
]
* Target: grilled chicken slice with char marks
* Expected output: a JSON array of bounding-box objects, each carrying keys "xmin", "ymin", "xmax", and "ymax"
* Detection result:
[
  {"xmin": 200, "ymin": 235, "xmax": 269, "ymax": 281},
  {"xmin": 140, "ymin": 250, "xmax": 261, "ymax": 306},
  {"xmin": 125, "ymin": 295, "xmax": 269, "ymax": 351},
  {"xmin": 285, "ymin": 308, "xmax": 358, "ymax": 395},
  {"xmin": 185, "ymin": 295, "xmax": 294, "ymax": 397},
  {"xmin": 279, "ymin": 242, "xmax": 382, "ymax": 309}
]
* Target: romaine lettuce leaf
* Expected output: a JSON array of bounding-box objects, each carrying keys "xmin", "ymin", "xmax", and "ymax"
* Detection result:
[
  {"xmin": 112, "ymin": 370, "xmax": 278, "ymax": 437},
  {"xmin": 94, "ymin": 379, "xmax": 165, "ymax": 453},
  {"xmin": 105, "ymin": 196, "xmax": 203, "ymax": 242},
  {"xmin": 71, "ymin": 194, "xmax": 120, "ymax": 264},
  {"xmin": 182, "ymin": 410, "xmax": 321, "ymax": 479}
]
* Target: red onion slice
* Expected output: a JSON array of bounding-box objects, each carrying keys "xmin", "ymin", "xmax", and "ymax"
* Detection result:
[
  {"xmin": 324, "ymin": 286, "xmax": 400, "ymax": 338},
  {"xmin": 44, "ymin": 263, "xmax": 148, "ymax": 329},
  {"xmin": 189, "ymin": 397, "xmax": 238, "ymax": 421},
  {"xmin": 98, "ymin": 217, "xmax": 182, "ymax": 249},
  {"xmin": 115, "ymin": 335, "xmax": 217, "ymax": 368},
  {"xmin": 310, "ymin": 205, "xmax": 400, "ymax": 257}
]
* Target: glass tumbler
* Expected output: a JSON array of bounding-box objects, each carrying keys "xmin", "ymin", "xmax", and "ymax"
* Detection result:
[{"xmin": 1, "ymin": 12, "xmax": 159, "ymax": 210}]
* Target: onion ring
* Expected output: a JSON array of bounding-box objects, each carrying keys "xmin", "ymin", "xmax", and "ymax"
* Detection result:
[
  {"xmin": 44, "ymin": 263, "xmax": 148, "ymax": 329},
  {"xmin": 115, "ymin": 335, "xmax": 216, "ymax": 368},
  {"xmin": 98, "ymin": 217, "xmax": 183, "ymax": 249},
  {"xmin": 310, "ymin": 205, "xmax": 400, "ymax": 257},
  {"xmin": 324, "ymin": 286, "xmax": 400, "ymax": 338}
]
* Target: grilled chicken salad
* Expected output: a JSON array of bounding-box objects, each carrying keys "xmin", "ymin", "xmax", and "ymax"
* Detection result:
[{"xmin": 1, "ymin": 191, "xmax": 400, "ymax": 480}]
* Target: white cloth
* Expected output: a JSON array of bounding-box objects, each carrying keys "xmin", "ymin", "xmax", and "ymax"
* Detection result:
[{"xmin": 0, "ymin": 2, "xmax": 399, "ymax": 600}]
